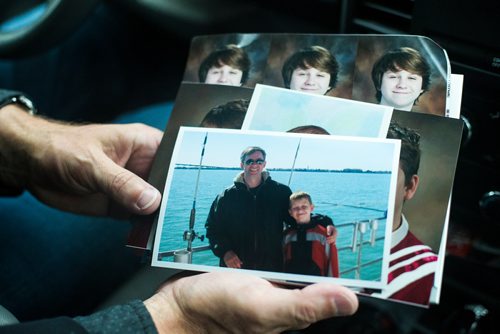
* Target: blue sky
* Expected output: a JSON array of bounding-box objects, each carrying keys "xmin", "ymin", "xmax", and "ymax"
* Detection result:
[
  {"xmin": 242, "ymin": 85, "xmax": 393, "ymax": 138},
  {"xmin": 173, "ymin": 127, "xmax": 399, "ymax": 171}
]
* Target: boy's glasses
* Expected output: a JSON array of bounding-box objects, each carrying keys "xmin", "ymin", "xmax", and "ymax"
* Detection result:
[{"xmin": 244, "ymin": 159, "xmax": 265, "ymax": 165}]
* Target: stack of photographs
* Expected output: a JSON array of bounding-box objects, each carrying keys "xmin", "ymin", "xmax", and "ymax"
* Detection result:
[{"xmin": 129, "ymin": 34, "xmax": 464, "ymax": 308}]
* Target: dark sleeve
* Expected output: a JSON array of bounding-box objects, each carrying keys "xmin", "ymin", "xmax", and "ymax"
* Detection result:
[
  {"xmin": 205, "ymin": 195, "xmax": 230, "ymax": 258},
  {"xmin": 315, "ymin": 214, "xmax": 334, "ymax": 227},
  {"xmin": 282, "ymin": 185, "xmax": 295, "ymax": 228},
  {"xmin": 74, "ymin": 300, "xmax": 157, "ymax": 334},
  {"xmin": 0, "ymin": 317, "xmax": 88, "ymax": 334}
]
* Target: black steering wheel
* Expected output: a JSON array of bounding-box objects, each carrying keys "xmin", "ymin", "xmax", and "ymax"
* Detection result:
[{"xmin": 0, "ymin": 0, "xmax": 100, "ymax": 58}]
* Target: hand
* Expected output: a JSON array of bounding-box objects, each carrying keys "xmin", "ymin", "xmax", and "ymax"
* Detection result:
[
  {"xmin": 0, "ymin": 106, "xmax": 163, "ymax": 217},
  {"xmin": 223, "ymin": 250, "xmax": 243, "ymax": 268},
  {"xmin": 144, "ymin": 271, "xmax": 358, "ymax": 334},
  {"xmin": 326, "ymin": 225, "xmax": 338, "ymax": 245}
]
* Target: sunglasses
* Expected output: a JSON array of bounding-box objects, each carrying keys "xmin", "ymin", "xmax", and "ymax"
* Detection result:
[{"xmin": 244, "ymin": 159, "xmax": 265, "ymax": 165}]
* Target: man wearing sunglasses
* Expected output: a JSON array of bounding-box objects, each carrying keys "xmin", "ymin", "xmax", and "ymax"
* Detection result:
[{"xmin": 206, "ymin": 146, "xmax": 293, "ymax": 272}]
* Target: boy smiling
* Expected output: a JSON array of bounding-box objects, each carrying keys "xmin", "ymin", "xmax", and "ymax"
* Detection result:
[{"xmin": 283, "ymin": 191, "xmax": 339, "ymax": 277}]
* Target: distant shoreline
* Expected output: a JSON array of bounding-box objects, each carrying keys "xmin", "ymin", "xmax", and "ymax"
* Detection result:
[{"xmin": 175, "ymin": 164, "xmax": 390, "ymax": 174}]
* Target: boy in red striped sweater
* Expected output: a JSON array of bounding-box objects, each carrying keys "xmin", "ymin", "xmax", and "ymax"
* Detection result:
[{"xmin": 372, "ymin": 122, "xmax": 438, "ymax": 306}]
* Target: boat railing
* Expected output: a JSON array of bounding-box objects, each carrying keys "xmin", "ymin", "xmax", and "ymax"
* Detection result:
[
  {"xmin": 158, "ymin": 216, "xmax": 385, "ymax": 279},
  {"xmin": 335, "ymin": 218, "xmax": 385, "ymax": 279}
]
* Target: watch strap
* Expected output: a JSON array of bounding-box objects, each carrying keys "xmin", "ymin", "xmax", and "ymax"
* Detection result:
[{"xmin": 0, "ymin": 89, "xmax": 37, "ymax": 115}]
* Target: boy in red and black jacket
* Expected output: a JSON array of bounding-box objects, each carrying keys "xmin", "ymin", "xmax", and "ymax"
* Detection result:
[{"xmin": 283, "ymin": 191, "xmax": 339, "ymax": 277}]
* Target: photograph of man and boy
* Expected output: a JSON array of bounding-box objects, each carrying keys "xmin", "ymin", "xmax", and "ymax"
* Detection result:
[{"xmin": 152, "ymin": 127, "xmax": 401, "ymax": 289}]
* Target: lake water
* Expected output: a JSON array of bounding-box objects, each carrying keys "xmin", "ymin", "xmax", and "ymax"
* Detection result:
[{"xmin": 159, "ymin": 168, "xmax": 391, "ymax": 281}]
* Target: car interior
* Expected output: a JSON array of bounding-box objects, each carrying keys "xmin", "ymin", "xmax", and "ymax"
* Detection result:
[{"xmin": 0, "ymin": 0, "xmax": 499, "ymax": 333}]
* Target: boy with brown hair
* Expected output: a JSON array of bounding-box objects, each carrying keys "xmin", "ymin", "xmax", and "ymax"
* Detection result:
[{"xmin": 283, "ymin": 191, "xmax": 339, "ymax": 277}]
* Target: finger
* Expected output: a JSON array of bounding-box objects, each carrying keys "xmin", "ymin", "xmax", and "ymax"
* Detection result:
[
  {"xmin": 31, "ymin": 187, "xmax": 110, "ymax": 216},
  {"xmin": 301, "ymin": 283, "xmax": 358, "ymax": 317},
  {"xmin": 267, "ymin": 283, "xmax": 358, "ymax": 331},
  {"xmin": 228, "ymin": 259, "xmax": 241, "ymax": 269},
  {"xmin": 120, "ymin": 124, "xmax": 163, "ymax": 178},
  {"xmin": 96, "ymin": 157, "xmax": 162, "ymax": 215},
  {"xmin": 234, "ymin": 255, "xmax": 243, "ymax": 268}
]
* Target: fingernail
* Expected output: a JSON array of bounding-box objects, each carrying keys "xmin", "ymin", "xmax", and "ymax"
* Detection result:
[
  {"xmin": 137, "ymin": 188, "xmax": 158, "ymax": 210},
  {"xmin": 333, "ymin": 292, "xmax": 358, "ymax": 316}
]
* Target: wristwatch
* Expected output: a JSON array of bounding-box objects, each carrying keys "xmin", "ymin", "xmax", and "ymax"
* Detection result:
[{"xmin": 0, "ymin": 90, "xmax": 37, "ymax": 115}]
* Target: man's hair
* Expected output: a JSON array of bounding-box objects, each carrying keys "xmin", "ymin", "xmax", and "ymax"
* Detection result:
[
  {"xmin": 287, "ymin": 125, "xmax": 330, "ymax": 135},
  {"xmin": 198, "ymin": 44, "xmax": 251, "ymax": 84},
  {"xmin": 200, "ymin": 99, "xmax": 249, "ymax": 129},
  {"xmin": 240, "ymin": 146, "xmax": 266, "ymax": 163},
  {"xmin": 282, "ymin": 45, "xmax": 339, "ymax": 91},
  {"xmin": 371, "ymin": 47, "xmax": 431, "ymax": 102},
  {"xmin": 387, "ymin": 121, "xmax": 421, "ymax": 185},
  {"xmin": 289, "ymin": 191, "xmax": 313, "ymax": 207}
]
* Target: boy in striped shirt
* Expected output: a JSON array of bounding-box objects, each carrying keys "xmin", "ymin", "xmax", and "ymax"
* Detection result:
[{"xmin": 373, "ymin": 122, "xmax": 438, "ymax": 306}]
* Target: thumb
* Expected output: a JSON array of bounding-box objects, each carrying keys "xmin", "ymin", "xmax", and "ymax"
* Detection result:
[
  {"xmin": 274, "ymin": 283, "xmax": 358, "ymax": 331},
  {"xmin": 299, "ymin": 283, "xmax": 358, "ymax": 318},
  {"xmin": 96, "ymin": 157, "xmax": 162, "ymax": 215}
]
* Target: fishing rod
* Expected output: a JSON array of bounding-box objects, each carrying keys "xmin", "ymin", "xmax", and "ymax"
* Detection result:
[
  {"xmin": 182, "ymin": 132, "xmax": 207, "ymax": 261},
  {"xmin": 288, "ymin": 138, "xmax": 301, "ymax": 186}
]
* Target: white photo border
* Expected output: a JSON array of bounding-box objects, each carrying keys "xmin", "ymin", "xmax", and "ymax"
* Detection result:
[{"xmin": 152, "ymin": 127, "xmax": 401, "ymax": 291}]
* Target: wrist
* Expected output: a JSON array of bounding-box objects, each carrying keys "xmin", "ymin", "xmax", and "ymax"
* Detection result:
[
  {"xmin": 144, "ymin": 292, "xmax": 185, "ymax": 334},
  {"xmin": 0, "ymin": 105, "xmax": 41, "ymax": 194}
]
